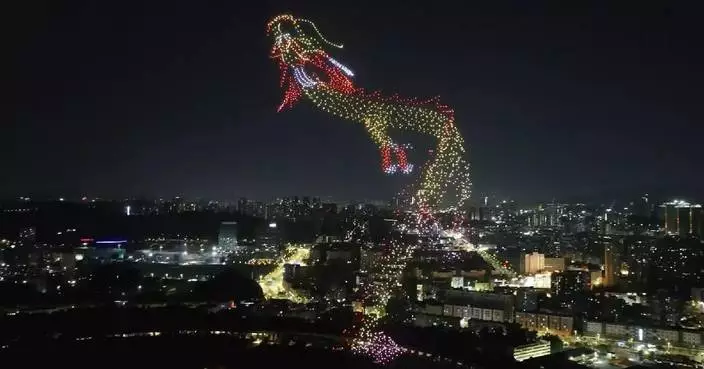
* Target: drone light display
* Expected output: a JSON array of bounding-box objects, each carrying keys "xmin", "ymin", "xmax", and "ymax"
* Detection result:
[{"xmin": 267, "ymin": 14, "xmax": 471, "ymax": 211}]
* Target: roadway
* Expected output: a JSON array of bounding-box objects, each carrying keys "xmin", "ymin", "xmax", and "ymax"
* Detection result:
[
  {"xmin": 452, "ymin": 236, "xmax": 516, "ymax": 277},
  {"xmin": 258, "ymin": 245, "xmax": 310, "ymax": 303}
]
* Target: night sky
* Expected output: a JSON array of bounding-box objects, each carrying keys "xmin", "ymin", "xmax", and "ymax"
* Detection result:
[{"xmin": 8, "ymin": 1, "xmax": 704, "ymax": 203}]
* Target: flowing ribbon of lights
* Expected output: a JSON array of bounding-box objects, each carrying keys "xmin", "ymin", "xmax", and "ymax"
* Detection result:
[
  {"xmin": 267, "ymin": 14, "xmax": 471, "ymax": 212},
  {"xmin": 349, "ymin": 239, "xmax": 415, "ymax": 364},
  {"xmin": 327, "ymin": 56, "xmax": 354, "ymax": 77},
  {"xmin": 267, "ymin": 16, "xmax": 472, "ymax": 360},
  {"xmin": 298, "ymin": 18, "xmax": 345, "ymax": 49}
]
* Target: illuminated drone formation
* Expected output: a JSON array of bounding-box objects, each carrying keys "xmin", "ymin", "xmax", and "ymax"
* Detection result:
[
  {"xmin": 267, "ymin": 14, "xmax": 471, "ymax": 211},
  {"xmin": 347, "ymin": 239, "xmax": 414, "ymax": 364}
]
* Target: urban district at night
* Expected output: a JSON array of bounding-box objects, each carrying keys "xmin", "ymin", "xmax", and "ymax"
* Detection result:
[{"xmin": 5, "ymin": 2, "xmax": 704, "ymax": 369}]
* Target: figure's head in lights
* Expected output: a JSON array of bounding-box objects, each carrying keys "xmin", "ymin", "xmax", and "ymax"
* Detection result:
[
  {"xmin": 266, "ymin": 14, "xmax": 344, "ymax": 66},
  {"xmin": 267, "ymin": 14, "xmax": 355, "ymax": 111}
]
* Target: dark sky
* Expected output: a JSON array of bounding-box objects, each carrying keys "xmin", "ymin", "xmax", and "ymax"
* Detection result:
[{"xmin": 7, "ymin": 1, "xmax": 704, "ymax": 203}]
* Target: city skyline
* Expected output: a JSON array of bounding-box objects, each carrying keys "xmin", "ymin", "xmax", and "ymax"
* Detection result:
[
  {"xmin": 8, "ymin": 1, "xmax": 704, "ymax": 202},
  {"xmin": 6, "ymin": 3, "xmax": 704, "ymax": 368}
]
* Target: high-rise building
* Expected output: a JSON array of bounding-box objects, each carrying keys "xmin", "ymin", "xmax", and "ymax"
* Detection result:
[
  {"xmin": 633, "ymin": 193, "xmax": 651, "ymax": 217},
  {"xmin": 516, "ymin": 288, "xmax": 539, "ymax": 312},
  {"xmin": 659, "ymin": 200, "xmax": 703, "ymax": 237},
  {"xmin": 218, "ymin": 221, "xmax": 238, "ymax": 251},
  {"xmin": 257, "ymin": 221, "xmax": 281, "ymax": 251},
  {"xmin": 520, "ymin": 252, "xmax": 545, "ymax": 275},
  {"xmin": 283, "ymin": 263, "xmax": 302, "ymax": 282},
  {"xmin": 551, "ymin": 270, "xmax": 590, "ymax": 296},
  {"xmin": 603, "ymin": 241, "xmax": 619, "ymax": 287},
  {"xmin": 252, "ymin": 201, "xmax": 266, "ymax": 218},
  {"xmin": 312, "ymin": 197, "xmax": 322, "ymax": 209},
  {"xmin": 237, "ymin": 198, "xmax": 248, "ymax": 213}
]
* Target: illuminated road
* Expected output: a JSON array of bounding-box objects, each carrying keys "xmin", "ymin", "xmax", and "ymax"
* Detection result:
[
  {"xmin": 353, "ymin": 224, "xmax": 518, "ymax": 364},
  {"xmin": 475, "ymin": 248, "xmax": 516, "ymax": 277},
  {"xmin": 258, "ymin": 245, "xmax": 310, "ymax": 303},
  {"xmin": 452, "ymin": 236, "xmax": 516, "ymax": 277}
]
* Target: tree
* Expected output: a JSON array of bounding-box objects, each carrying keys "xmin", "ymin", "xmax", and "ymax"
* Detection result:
[
  {"xmin": 192, "ymin": 267, "xmax": 263, "ymax": 302},
  {"xmin": 482, "ymin": 269, "xmax": 492, "ymax": 283},
  {"xmin": 386, "ymin": 295, "xmax": 411, "ymax": 323},
  {"xmin": 542, "ymin": 334, "xmax": 564, "ymax": 352},
  {"xmin": 84, "ymin": 263, "xmax": 142, "ymax": 301}
]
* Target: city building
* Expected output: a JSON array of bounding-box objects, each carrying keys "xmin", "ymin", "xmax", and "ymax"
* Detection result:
[
  {"xmin": 659, "ymin": 200, "xmax": 703, "ymax": 237},
  {"xmin": 633, "ymin": 193, "xmax": 652, "ymax": 217},
  {"xmin": 583, "ymin": 320, "xmax": 704, "ymax": 347},
  {"xmin": 284, "ymin": 263, "xmax": 304, "ymax": 282},
  {"xmin": 218, "ymin": 221, "xmax": 238, "ymax": 251},
  {"xmin": 543, "ymin": 257, "xmax": 566, "ymax": 272},
  {"xmin": 257, "ymin": 221, "xmax": 281, "ymax": 251},
  {"xmin": 76, "ymin": 244, "xmax": 126, "ymax": 263},
  {"xmin": 444, "ymin": 289, "xmax": 516, "ymax": 320},
  {"xmin": 451, "ymin": 276, "xmax": 465, "ymax": 289},
  {"xmin": 603, "ymin": 240, "xmax": 619, "ymax": 287},
  {"xmin": 515, "ymin": 312, "xmax": 574, "ymax": 336},
  {"xmin": 516, "ymin": 288, "xmax": 539, "ymax": 312},
  {"xmin": 520, "ymin": 252, "xmax": 545, "ymax": 275},
  {"xmin": 415, "ymin": 303, "xmax": 513, "ymax": 324},
  {"xmin": 533, "ymin": 272, "xmax": 552, "ymax": 289},
  {"xmin": 552, "ymin": 270, "xmax": 590, "ymax": 296},
  {"xmin": 513, "ymin": 341, "xmax": 551, "ymax": 361}
]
